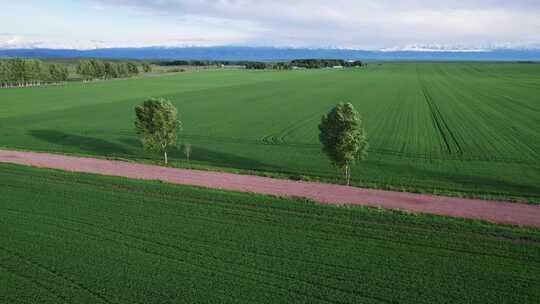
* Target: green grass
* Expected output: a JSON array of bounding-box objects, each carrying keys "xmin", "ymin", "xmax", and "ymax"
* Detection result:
[
  {"xmin": 1, "ymin": 163, "xmax": 539, "ymax": 303},
  {"xmin": 0, "ymin": 63, "xmax": 539, "ymax": 202}
]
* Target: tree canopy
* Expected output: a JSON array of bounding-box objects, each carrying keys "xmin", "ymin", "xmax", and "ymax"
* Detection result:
[
  {"xmin": 76, "ymin": 60, "xmax": 143, "ymax": 81},
  {"xmin": 126, "ymin": 62, "xmax": 139, "ymax": 75},
  {"xmin": 245, "ymin": 62, "xmax": 267, "ymax": 69},
  {"xmin": 0, "ymin": 58, "xmax": 68, "ymax": 87},
  {"xmin": 134, "ymin": 98, "xmax": 182, "ymax": 164},
  {"xmin": 48, "ymin": 64, "xmax": 69, "ymax": 82},
  {"xmin": 290, "ymin": 59, "xmax": 363, "ymax": 69},
  {"xmin": 142, "ymin": 63, "xmax": 152, "ymax": 73},
  {"xmin": 319, "ymin": 103, "xmax": 368, "ymax": 185}
]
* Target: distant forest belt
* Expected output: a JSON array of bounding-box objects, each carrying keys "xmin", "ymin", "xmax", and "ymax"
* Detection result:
[
  {"xmin": 1, "ymin": 63, "xmax": 539, "ymax": 202},
  {"xmin": 1, "ymin": 149, "xmax": 539, "ymax": 228}
]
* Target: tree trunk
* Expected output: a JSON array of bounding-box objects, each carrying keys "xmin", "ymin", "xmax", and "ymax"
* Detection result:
[
  {"xmin": 345, "ymin": 164, "xmax": 350, "ymax": 186},
  {"xmin": 164, "ymin": 151, "xmax": 168, "ymax": 164}
]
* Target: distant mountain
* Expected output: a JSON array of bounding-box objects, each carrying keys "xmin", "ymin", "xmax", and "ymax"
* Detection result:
[{"xmin": 1, "ymin": 46, "xmax": 539, "ymax": 61}]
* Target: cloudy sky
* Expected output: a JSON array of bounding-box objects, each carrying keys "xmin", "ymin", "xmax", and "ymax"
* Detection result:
[{"xmin": 1, "ymin": 0, "xmax": 539, "ymax": 50}]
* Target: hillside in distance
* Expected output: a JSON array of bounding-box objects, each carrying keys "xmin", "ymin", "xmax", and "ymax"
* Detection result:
[{"xmin": 1, "ymin": 46, "xmax": 540, "ymax": 61}]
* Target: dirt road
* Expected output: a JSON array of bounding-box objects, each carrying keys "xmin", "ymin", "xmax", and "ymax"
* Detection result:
[{"xmin": 1, "ymin": 149, "xmax": 539, "ymax": 228}]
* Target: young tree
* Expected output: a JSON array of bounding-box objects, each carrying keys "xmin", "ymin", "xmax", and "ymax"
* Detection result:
[
  {"xmin": 104, "ymin": 62, "xmax": 118, "ymax": 79},
  {"xmin": 48, "ymin": 63, "xmax": 70, "ymax": 83},
  {"xmin": 89, "ymin": 59, "xmax": 105, "ymax": 79},
  {"xmin": 26, "ymin": 59, "xmax": 42, "ymax": 85},
  {"xmin": 126, "ymin": 62, "xmax": 139, "ymax": 75},
  {"xmin": 48, "ymin": 64, "xmax": 61, "ymax": 82},
  {"xmin": 1, "ymin": 59, "xmax": 17, "ymax": 86},
  {"xmin": 48, "ymin": 64, "xmax": 59, "ymax": 82},
  {"xmin": 183, "ymin": 143, "xmax": 192, "ymax": 162},
  {"xmin": 59, "ymin": 65, "xmax": 69, "ymax": 81},
  {"xmin": 142, "ymin": 62, "xmax": 152, "ymax": 73},
  {"xmin": 116, "ymin": 63, "xmax": 128, "ymax": 78},
  {"xmin": 319, "ymin": 103, "xmax": 368, "ymax": 185},
  {"xmin": 77, "ymin": 60, "xmax": 95, "ymax": 81},
  {"xmin": 76, "ymin": 60, "xmax": 84, "ymax": 78},
  {"xmin": 9, "ymin": 58, "xmax": 28, "ymax": 86},
  {"xmin": 0, "ymin": 61, "xmax": 8, "ymax": 87},
  {"xmin": 134, "ymin": 98, "xmax": 182, "ymax": 164}
]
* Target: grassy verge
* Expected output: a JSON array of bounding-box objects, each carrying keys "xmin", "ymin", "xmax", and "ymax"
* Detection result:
[
  {"xmin": 2, "ymin": 146, "xmax": 538, "ymax": 204},
  {"xmin": 1, "ymin": 163, "xmax": 539, "ymax": 303}
]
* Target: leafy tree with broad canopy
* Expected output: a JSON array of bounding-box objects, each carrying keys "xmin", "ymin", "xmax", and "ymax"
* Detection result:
[
  {"xmin": 319, "ymin": 102, "xmax": 368, "ymax": 185},
  {"xmin": 135, "ymin": 98, "xmax": 182, "ymax": 164}
]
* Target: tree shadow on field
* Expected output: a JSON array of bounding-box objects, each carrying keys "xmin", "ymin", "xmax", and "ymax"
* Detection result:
[
  {"xmin": 29, "ymin": 130, "xmax": 131, "ymax": 155},
  {"xmin": 119, "ymin": 137, "xmax": 281, "ymax": 171}
]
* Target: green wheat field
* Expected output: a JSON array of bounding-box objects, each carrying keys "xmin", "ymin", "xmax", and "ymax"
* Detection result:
[
  {"xmin": 1, "ymin": 163, "xmax": 539, "ymax": 303},
  {"xmin": 1, "ymin": 63, "xmax": 539, "ymax": 201}
]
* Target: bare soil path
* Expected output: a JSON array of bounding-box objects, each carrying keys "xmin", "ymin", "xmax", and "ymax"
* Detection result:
[{"xmin": 1, "ymin": 149, "xmax": 539, "ymax": 228}]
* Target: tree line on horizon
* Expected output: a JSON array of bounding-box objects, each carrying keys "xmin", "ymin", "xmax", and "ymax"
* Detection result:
[
  {"xmin": 245, "ymin": 60, "xmax": 364, "ymax": 70},
  {"xmin": 1, "ymin": 57, "xmax": 363, "ymax": 88},
  {"xmin": 0, "ymin": 58, "xmax": 69, "ymax": 87},
  {"xmin": 0, "ymin": 58, "xmax": 154, "ymax": 88},
  {"xmin": 77, "ymin": 59, "xmax": 152, "ymax": 81},
  {"xmin": 242, "ymin": 59, "xmax": 364, "ymax": 70},
  {"xmin": 290, "ymin": 59, "xmax": 364, "ymax": 69},
  {"xmin": 156, "ymin": 59, "xmax": 364, "ymax": 70}
]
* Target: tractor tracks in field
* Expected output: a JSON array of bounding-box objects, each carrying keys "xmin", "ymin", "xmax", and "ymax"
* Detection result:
[
  {"xmin": 118, "ymin": 132, "xmax": 530, "ymax": 164},
  {"xmin": 168, "ymin": 112, "xmax": 322, "ymax": 149},
  {"xmin": 417, "ymin": 65, "xmax": 463, "ymax": 156},
  {"xmin": 421, "ymin": 86, "xmax": 463, "ymax": 155},
  {"xmin": 2, "ymin": 208, "xmax": 390, "ymax": 304},
  {"xmin": 260, "ymin": 113, "xmax": 321, "ymax": 146},
  {"xmin": 468, "ymin": 64, "xmax": 540, "ymax": 90},
  {"xmin": 179, "ymin": 134, "xmax": 319, "ymax": 149},
  {"xmin": 0, "ymin": 246, "xmax": 116, "ymax": 304},
  {"xmin": 0, "ymin": 263, "xmax": 71, "ymax": 304},
  {"xmin": 431, "ymin": 65, "xmax": 540, "ymax": 161}
]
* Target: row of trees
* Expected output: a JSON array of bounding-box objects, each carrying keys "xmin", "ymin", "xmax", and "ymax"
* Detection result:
[
  {"xmin": 245, "ymin": 62, "xmax": 267, "ymax": 69},
  {"xmin": 246, "ymin": 60, "xmax": 364, "ymax": 70},
  {"xmin": 272, "ymin": 62, "xmax": 293, "ymax": 70},
  {"xmin": 1, "ymin": 58, "xmax": 154, "ymax": 87},
  {"xmin": 291, "ymin": 59, "xmax": 364, "ymax": 69},
  {"xmin": 0, "ymin": 58, "xmax": 69, "ymax": 87},
  {"xmin": 157, "ymin": 60, "xmax": 221, "ymax": 66},
  {"xmin": 76, "ymin": 60, "xmax": 149, "ymax": 80},
  {"xmin": 135, "ymin": 98, "xmax": 367, "ymax": 185},
  {"xmin": 245, "ymin": 62, "xmax": 295, "ymax": 70},
  {"xmin": 156, "ymin": 59, "xmax": 363, "ymax": 70}
]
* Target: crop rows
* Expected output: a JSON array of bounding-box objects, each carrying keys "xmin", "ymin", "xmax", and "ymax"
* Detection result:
[
  {"xmin": 1, "ymin": 164, "xmax": 540, "ymax": 303},
  {"xmin": 0, "ymin": 63, "xmax": 538, "ymax": 201}
]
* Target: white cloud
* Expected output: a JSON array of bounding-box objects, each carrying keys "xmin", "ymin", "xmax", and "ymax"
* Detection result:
[
  {"xmin": 2, "ymin": 0, "xmax": 540, "ymax": 49},
  {"xmin": 0, "ymin": 34, "xmax": 40, "ymax": 49},
  {"xmin": 86, "ymin": 0, "xmax": 540, "ymax": 49}
]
